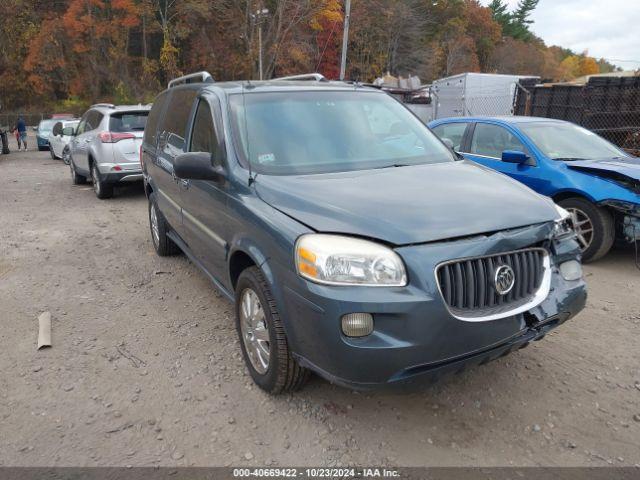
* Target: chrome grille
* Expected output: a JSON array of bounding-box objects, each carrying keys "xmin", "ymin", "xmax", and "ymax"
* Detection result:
[{"xmin": 436, "ymin": 248, "xmax": 548, "ymax": 318}]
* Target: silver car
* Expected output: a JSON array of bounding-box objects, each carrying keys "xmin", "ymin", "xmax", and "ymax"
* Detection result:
[{"xmin": 68, "ymin": 103, "xmax": 150, "ymax": 198}]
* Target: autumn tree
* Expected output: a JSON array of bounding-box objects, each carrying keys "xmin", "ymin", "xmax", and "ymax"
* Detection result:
[
  {"xmin": 463, "ymin": 0, "xmax": 502, "ymax": 71},
  {"xmin": 311, "ymin": 0, "xmax": 343, "ymax": 79},
  {"xmin": 0, "ymin": 0, "xmax": 626, "ymax": 111}
]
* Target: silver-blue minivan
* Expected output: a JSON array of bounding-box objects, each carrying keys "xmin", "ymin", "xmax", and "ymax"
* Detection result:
[{"xmin": 141, "ymin": 72, "xmax": 587, "ymax": 394}]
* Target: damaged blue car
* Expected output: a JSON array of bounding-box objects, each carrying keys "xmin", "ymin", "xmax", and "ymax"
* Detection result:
[{"xmin": 429, "ymin": 116, "xmax": 640, "ymax": 262}]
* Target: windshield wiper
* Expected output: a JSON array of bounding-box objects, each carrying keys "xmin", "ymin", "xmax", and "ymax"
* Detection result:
[
  {"xmin": 374, "ymin": 163, "xmax": 412, "ymax": 169},
  {"xmin": 552, "ymin": 157, "xmax": 587, "ymax": 162}
]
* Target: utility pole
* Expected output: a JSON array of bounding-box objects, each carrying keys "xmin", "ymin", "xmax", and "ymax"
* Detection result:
[
  {"xmin": 339, "ymin": 0, "xmax": 351, "ymax": 81},
  {"xmin": 252, "ymin": 7, "xmax": 270, "ymax": 80},
  {"xmin": 258, "ymin": 22, "xmax": 263, "ymax": 80}
]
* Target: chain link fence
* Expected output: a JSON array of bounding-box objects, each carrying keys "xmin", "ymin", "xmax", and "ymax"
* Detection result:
[
  {"xmin": 0, "ymin": 113, "xmax": 52, "ymax": 129},
  {"xmin": 514, "ymin": 77, "xmax": 640, "ymax": 156}
]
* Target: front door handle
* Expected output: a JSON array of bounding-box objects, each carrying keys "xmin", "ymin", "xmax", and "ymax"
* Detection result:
[{"xmin": 84, "ymin": 138, "xmax": 91, "ymax": 143}]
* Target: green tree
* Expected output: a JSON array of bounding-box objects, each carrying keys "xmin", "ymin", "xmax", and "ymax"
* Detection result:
[{"xmin": 489, "ymin": 0, "xmax": 539, "ymax": 41}]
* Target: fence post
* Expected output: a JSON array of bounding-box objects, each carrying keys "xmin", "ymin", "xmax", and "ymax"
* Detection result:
[{"xmin": 514, "ymin": 82, "xmax": 532, "ymax": 116}]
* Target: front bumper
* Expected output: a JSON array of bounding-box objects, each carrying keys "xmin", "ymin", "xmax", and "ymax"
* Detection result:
[
  {"xmin": 36, "ymin": 136, "xmax": 49, "ymax": 148},
  {"xmin": 275, "ymin": 222, "xmax": 586, "ymax": 389}
]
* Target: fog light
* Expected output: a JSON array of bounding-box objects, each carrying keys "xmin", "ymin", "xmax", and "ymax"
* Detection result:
[
  {"xmin": 559, "ymin": 260, "xmax": 582, "ymax": 281},
  {"xmin": 341, "ymin": 313, "xmax": 373, "ymax": 337}
]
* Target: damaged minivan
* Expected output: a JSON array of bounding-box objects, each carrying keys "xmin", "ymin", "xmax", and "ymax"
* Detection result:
[
  {"xmin": 429, "ymin": 116, "xmax": 640, "ymax": 262},
  {"xmin": 142, "ymin": 72, "xmax": 587, "ymax": 393}
]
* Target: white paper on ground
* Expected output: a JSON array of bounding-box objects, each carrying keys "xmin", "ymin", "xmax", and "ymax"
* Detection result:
[{"xmin": 37, "ymin": 311, "xmax": 52, "ymax": 350}]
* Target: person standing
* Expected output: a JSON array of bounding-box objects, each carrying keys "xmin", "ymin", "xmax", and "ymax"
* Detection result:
[{"xmin": 15, "ymin": 117, "xmax": 27, "ymax": 151}]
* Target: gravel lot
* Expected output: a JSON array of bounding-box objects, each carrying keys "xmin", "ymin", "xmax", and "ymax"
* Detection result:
[{"xmin": 1, "ymin": 139, "xmax": 639, "ymax": 467}]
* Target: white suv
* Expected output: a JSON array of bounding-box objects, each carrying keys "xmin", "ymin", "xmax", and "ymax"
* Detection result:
[{"xmin": 68, "ymin": 103, "xmax": 150, "ymax": 199}]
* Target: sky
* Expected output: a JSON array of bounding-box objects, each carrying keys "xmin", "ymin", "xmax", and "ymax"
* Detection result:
[{"xmin": 479, "ymin": 0, "xmax": 640, "ymax": 71}]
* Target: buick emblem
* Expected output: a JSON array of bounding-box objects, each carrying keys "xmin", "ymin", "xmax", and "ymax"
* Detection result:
[{"xmin": 494, "ymin": 265, "xmax": 515, "ymax": 295}]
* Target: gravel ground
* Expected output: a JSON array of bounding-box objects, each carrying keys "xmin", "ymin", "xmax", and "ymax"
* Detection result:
[{"xmin": 1, "ymin": 139, "xmax": 639, "ymax": 467}]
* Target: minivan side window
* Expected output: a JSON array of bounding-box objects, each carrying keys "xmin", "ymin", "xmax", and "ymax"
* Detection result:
[
  {"xmin": 144, "ymin": 91, "xmax": 169, "ymax": 145},
  {"xmin": 470, "ymin": 123, "xmax": 526, "ymax": 159},
  {"xmin": 432, "ymin": 123, "xmax": 468, "ymax": 151},
  {"xmin": 159, "ymin": 89, "xmax": 198, "ymax": 155},
  {"xmin": 189, "ymin": 100, "xmax": 216, "ymax": 157}
]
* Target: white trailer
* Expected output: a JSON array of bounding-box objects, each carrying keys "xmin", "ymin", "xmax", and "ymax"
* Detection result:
[{"xmin": 431, "ymin": 72, "xmax": 539, "ymax": 119}]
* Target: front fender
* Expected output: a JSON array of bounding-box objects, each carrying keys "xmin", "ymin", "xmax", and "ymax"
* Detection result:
[{"xmin": 555, "ymin": 168, "xmax": 640, "ymax": 205}]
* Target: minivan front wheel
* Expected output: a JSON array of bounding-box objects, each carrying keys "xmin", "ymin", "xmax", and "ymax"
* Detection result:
[
  {"xmin": 148, "ymin": 193, "xmax": 179, "ymax": 256},
  {"xmin": 235, "ymin": 267, "xmax": 309, "ymax": 394},
  {"xmin": 558, "ymin": 197, "xmax": 614, "ymax": 262}
]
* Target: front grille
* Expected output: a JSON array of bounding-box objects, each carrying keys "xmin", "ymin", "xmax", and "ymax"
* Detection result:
[{"xmin": 436, "ymin": 248, "xmax": 547, "ymax": 318}]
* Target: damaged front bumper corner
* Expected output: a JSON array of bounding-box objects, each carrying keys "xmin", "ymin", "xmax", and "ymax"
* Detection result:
[{"xmin": 600, "ymin": 200, "xmax": 640, "ymax": 242}]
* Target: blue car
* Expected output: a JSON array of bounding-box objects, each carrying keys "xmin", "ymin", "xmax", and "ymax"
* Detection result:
[
  {"xmin": 429, "ymin": 116, "xmax": 640, "ymax": 261},
  {"xmin": 35, "ymin": 119, "xmax": 60, "ymax": 150}
]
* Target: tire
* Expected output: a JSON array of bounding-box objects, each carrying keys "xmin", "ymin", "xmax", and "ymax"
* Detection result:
[
  {"xmin": 62, "ymin": 146, "xmax": 71, "ymax": 165},
  {"xmin": 558, "ymin": 197, "xmax": 614, "ymax": 262},
  {"xmin": 148, "ymin": 192, "xmax": 180, "ymax": 256},
  {"xmin": 235, "ymin": 266, "xmax": 310, "ymax": 394},
  {"xmin": 91, "ymin": 161, "xmax": 113, "ymax": 199},
  {"xmin": 69, "ymin": 158, "xmax": 86, "ymax": 185}
]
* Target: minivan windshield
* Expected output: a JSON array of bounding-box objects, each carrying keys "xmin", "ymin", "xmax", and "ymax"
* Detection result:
[
  {"xmin": 229, "ymin": 91, "xmax": 454, "ymax": 175},
  {"xmin": 520, "ymin": 122, "xmax": 627, "ymax": 161}
]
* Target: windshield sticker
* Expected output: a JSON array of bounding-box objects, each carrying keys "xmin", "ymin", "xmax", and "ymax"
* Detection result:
[{"xmin": 258, "ymin": 153, "xmax": 276, "ymax": 164}]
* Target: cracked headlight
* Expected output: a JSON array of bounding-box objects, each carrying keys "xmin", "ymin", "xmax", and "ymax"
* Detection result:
[
  {"xmin": 295, "ymin": 234, "xmax": 407, "ymax": 286},
  {"xmin": 553, "ymin": 204, "xmax": 574, "ymax": 239}
]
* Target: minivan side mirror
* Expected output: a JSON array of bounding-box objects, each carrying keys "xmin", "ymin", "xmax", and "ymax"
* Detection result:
[
  {"xmin": 502, "ymin": 150, "xmax": 530, "ymax": 165},
  {"xmin": 174, "ymin": 152, "xmax": 224, "ymax": 182},
  {"xmin": 62, "ymin": 127, "xmax": 75, "ymax": 136}
]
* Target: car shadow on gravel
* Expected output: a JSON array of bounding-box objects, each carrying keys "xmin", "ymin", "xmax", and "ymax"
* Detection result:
[{"xmin": 110, "ymin": 182, "xmax": 146, "ymax": 199}]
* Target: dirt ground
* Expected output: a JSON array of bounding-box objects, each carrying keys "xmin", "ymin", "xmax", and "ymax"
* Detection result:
[{"xmin": 1, "ymin": 136, "xmax": 639, "ymax": 468}]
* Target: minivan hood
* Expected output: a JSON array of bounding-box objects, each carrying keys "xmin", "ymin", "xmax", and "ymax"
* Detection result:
[
  {"xmin": 566, "ymin": 156, "xmax": 640, "ymax": 183},
  {"xmin": 255, "ymin": 161, "xmax": 558, "ymax": 245}
]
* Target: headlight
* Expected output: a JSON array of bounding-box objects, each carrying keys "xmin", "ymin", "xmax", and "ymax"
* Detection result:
[
  {"xmin": 553, "ymin": 205, "xmax": 574, "ymax": 239},
  {"xmin": 295, "ymin": 234, "xmax": 407, "ymax": 286}
]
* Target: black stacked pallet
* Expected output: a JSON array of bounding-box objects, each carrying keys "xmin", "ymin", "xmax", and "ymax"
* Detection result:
[
  {"xmin": 517, "ymin": 76, "xmax": 640, "ymax": 152},
  {"xmin": 531, "ymin": 87, "xmax": 552, "ymax": 117},
  {"xmin": 584, "ymin": 77, "xmax": 640, "ymax": 149}
]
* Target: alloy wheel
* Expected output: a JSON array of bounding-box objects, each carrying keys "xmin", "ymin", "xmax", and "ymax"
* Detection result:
[
  {"xmin": 239, "ymin": 288, "xmax": 270, "ymax": 374},
  {"xmin": 62, "ymin": 147, "xmax": 70, "ymax": 165},
  {"xmin": 567, "ymin": 207, "xmax": 594, "ymax": 251},
  {"xmin": 92, "ymin": 164, "xmax": 101, "ymax": 196},
  {"xmin": 150, "ymin": 203, "xmax": 160, "ymax": 248}
]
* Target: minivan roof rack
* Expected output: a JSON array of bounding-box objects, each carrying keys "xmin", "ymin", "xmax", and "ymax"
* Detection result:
[
  {"xmin": 273, "ymin": 73, "xmax": 328, "ymax": 82},
  {"xmin": 168, "ymin": 71, "xmax": 214, "ymax": 88},
  {"xmin": 91, "ymin": 103, "xmax": 116, "ymax": 109}
]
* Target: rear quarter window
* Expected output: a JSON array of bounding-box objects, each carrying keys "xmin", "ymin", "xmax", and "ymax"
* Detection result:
[
  {"xmin": 157, "ymin": 88, "xmax": 198, "ymax": 153},
  {"xmin": 144, "ymin": 91, "xmax": 169, "ymax": 145},
  {"xmin": 432, "ymin": 123, "xmax": 468, "ymax": 150}
]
